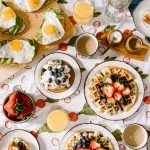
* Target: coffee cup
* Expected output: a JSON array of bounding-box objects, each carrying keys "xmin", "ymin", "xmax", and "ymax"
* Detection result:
[
  {"xmin": 75, "ymin": 33, "xmax": 101, "ymax": 58},
  {"xmin": 123, "ymin": 123, "xmax": 148, "ymax": 149}
]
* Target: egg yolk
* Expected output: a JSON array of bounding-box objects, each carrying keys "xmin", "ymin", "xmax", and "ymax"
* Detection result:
[
  {"xmin": 9, "ymin": 40, "xmax": 22, "ymax": 52},
  {"xmin": 28, "ymin": 0, "xmax": 40, "ymax": 9},
  {"xmin": 43, "ymin": 24, "xmax": 58, "ymax": 36},
  {"xmin": 1, "ymin": 7, "xmax": 16, "ymax": 21}
]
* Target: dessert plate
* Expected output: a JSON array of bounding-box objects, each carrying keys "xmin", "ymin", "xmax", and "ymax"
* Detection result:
[
  {"xmin": 84, "ymin": 61, "xmax": 144, "ymax": 120},
  {"xmin": 133, "ymin": 0, "xmax": 150, "ymax": 37},
  {"xmin": 59, "ymin": 123, "xmax": 119, "ymax": 150},
  {"xmin": 35, "ymin": 52, "xmax": 81, "ymax": 99},
  {"xmin": 0, "ymin": 129, "xmax": 40, "ymax": 150}
]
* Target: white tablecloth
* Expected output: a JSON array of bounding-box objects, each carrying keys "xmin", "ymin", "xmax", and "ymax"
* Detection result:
[{"xmin": 0, "ymin": 0, "xmax": 150, "ymax": 149}]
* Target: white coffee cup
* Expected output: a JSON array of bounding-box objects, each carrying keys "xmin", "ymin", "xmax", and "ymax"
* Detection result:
[{"xmin": 123, "ymin": 123, "xmax": 148, "ymax": 149}]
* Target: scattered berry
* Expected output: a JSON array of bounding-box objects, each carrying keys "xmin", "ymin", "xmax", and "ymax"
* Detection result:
[
  {"xmin": 96, "ymin": 32, "xmax": 104, "ymax": 40},
  {"xmin": 123, "ymin": 29, "xmax": 133, "ymax": 37},
  {"xmin": 144, "ymin": 96, "xmax": 150, "ymax": 104},
  {"xmin": 68, "ymin": 112, "xmax": 78, "ymax": 121},
  {"xmin": 35, "ymin": 99, "xmax": 46, "ymax": 108},
  {"xmin": 69, "ymin": 16, "xmax": 77, "ymax": 25},
  {"xmin": 59, "ymin": 43, "xmax": 68, "ymax": 51}
]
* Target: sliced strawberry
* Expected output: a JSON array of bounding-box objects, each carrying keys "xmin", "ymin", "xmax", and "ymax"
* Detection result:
[
  {"xmin": 106, "ymin": 77, "xmax": 113, "ymax": 85},
  {"xmin": 96, "ymin": 32, "xmax": 104, "ymax": 40},
  {"xmin": 96, "ymin": 148, "xmax": 105, "ymax": 150},
  {"xmin": 20, "ymin": 93, "xmax": 31, "ymax": 103},
  {"xmin": 4, "ymin": 91, "xmax": 19, "ymax": 117},
  {"xmin": 107, "ymin": 97, "xmax": 116, "ymax": 103},
  {"xmin": 59, "ymin": 43, "xmax": 68, "ymax": 51},
  {"xmin": 89, "ymin": 140, "xmax": 100, "ymax": 149},
  {"xmin": 144, "ymin": 96, "xmax": 150, "ymax": 104},
  {"xmin": 35, "ymin": 99, "xmax": 45, "ymax": 108},
  {"xmin": 18, "ymin": 103, "xmax": 33, "ymax": 120},
  {"xmin": 9, "ymin": 146, "xmax": 20, "ymax": 150},
  {"xmin": 102, "ymin": 85, "xmax": 114, "ymax": 98},
  {"xmin": 123, "ymin": 29, "xmax": 133, "ymax": 37},
  {"xmin": 76, "ymin": 148, "xmax": 90, "ymax": 150},
  {"xmin": 117, "ymin": 84, "xmax": 125, "ymax": 91},
  {"xmin": 113, "ymin": 92, "xmax": 122, "ymax": 101},
  {"xmin": 122, "ymin": 88, "xmax": 130, "ymax": 96}
]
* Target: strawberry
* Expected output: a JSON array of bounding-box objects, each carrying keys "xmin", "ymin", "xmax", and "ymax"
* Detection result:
[
  {"xmin": 144, "ymin": 96, "xmax": 150, "ymax": 104},
  {"xmin": 18, "ymin": 103, "xmax": 33, "ymax": 120},
  {"xmin": 20, "ymin": 93, "xmax": 31, "ymax": 103},
  {"xmin": 96, "ymin": 148, "xmax": 105, "ymax": 150},
  {"xmin": 122, "ymin": 88, "xmax": 130, "ymax": 96},
  {"xmin": 89, "ymin": 140, "xmax": 100, "ymax": 149},
  {"xmin": 68, "ymin": 112, "xmax": 78, "ymax": 122},
  {"xmin": 4, "ymin": 91, "xmax": 19, "ymax": 117},
  {"xmin": 113, "ymin": 82, "xmax": 125, "ymax": 91},
  {"xmin": 59, "ymin": 43, "xmax": 68, "ymax": 51},
  {"xmin": 69, "ymin": 16, "xmax": 76, "ymax": 25},
  {"xmin": 102, "ymin": 85, "xmax": 114, "ymax": 98},
  {"xmin": 113, "ymin": 92, "xmax": 122, "ymax": 101},
  {"xmin": 107, "ymin": 97, "xmax": 116, "ymax": 103},
  {"xmin": 9, "ymin": 146, "xmax": 20, "ymax": 150},
  {"xmin": 96, "ymin": 32, "xmax": 104, "ymax": 40},
  {"xmin": 123, "ymin": 29, "xmax": 133, "ymax": 37},
  {"xmin": 30, "ymin": 131, "xmax": 38, "ymax": 139},
  {"xmin": 35, "ymin": 99, "xmax": 45, "ymax": 108},
  {"xmin": 76, "ymin": 148, "xmax": 90, "ymax": 150},
  {"xmin": 106, "ymin": 77, "xmax": 113, "ymax": 85}
]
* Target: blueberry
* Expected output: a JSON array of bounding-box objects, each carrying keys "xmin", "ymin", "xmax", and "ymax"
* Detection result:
[
  {"xmin": 102, "ymin": 99, "xmax": 107, "ymax": 103},
  {"xmin": 114, "ymin": 106, "xmax": 119, "ymax": 112},
  {"xmin": 54, "ymin": 74, "xmax": 58, "ymax": 78},
  {"xmin": 100, "ymin": 94, "xmax": 106, "ymax": 100},
  {"xmin": 48, "ymin": 66, "xmax": 52, "ymax": 71},
  {"xmin": 57, "ymin": 72, "xmax": 62, "ymax": 77},
  {"xmin": 49, "ymin": 78, "xmax": 52, "ymax": 83},
  {"xmin": 54, "ymin": 68, "xmax": 58, "ymax": 73},
  {"xmin": 75, "ymin": 142, "xmax": 82, "ymax": 148},
  {"xmin": 42, "ymin": 68, "xmax": 46, "ymax": 72},
  {"xmin": 55, "ymin": 79, "xmax": 61, "ymax": 85},
  {"xmin": 50, "ymin": 71, "xmax": 54, "ymax": 76},
  {"xmin": 61, "ymin": 78, "xmax": 66, "ymax": 83},
  {"xmin": 59, "ymin": 67, "xmax": 64, "ymax": 72},
  {"xmin": 111, "ymin": 74, "xmax": 119, "ymax": 82}
]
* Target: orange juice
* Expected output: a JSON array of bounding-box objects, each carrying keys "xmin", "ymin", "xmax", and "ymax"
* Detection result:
[
  {"xmin": 73, "ymin": 0, "xmax": 93, "ymax": 24},
  {"xmin": 47, "ymin": 109, "xmax": 69, "ymax": 132}
]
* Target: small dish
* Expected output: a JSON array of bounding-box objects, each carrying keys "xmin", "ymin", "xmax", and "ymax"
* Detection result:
[
  {"xmin": 3, "ymin": 87, "xmax": 35, "ymax": 123},
  {"xmin": 59, "ymin": 123, "xmax": 119, "ymax": 150},
  {"xmin": 34, "ymin": 52, "xmax": 81, "ymax": 99},
  {"xmin": 0, "ymin": 129, "xmax": 40, "ymax": 150}
]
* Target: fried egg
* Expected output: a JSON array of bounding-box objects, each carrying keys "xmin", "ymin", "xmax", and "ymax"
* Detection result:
[
  {"xmin": 40, "ymin": 11, "xmax": 65, "ymax": 45},
  {"xmin": 14, "ymin": 0, "xmax": 47, "ymax": 12},
  {"xmin": 0, "ymin": 40, "xmax": 35, "ymax": 64},
  {"xmin": 0, "ymin": 4, "xmax": 16, "ymax": 29}
]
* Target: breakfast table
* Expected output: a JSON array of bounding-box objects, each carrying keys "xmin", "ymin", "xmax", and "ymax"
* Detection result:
[{"xmin": 0, "ymin": 0, "xmax": 150, "ymax": 150}]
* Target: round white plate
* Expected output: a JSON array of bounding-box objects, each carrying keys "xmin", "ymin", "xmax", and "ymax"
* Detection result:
[
  {"xmin": 35, "ymin": 52, "xmax": 81, "ymax": 99},
  {"xmin": 133, "ymin": 0, "xmax": 150, "ymax": 37},
  {"xmin": 0, "ymin": 129, "xmax": 40, "ymax": 150},
  {"xmin": 84, "ymin": 61, "xmax": 144, "ymax": 120},
  {"xmin": 59, "ymin": 123, "xmax": 119, "ymax": 150}
]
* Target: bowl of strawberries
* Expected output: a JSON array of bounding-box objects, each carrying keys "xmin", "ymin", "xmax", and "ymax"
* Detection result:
[{"xmin": 3, "ymin": 89, "xmax": 35, "ymax": 123}]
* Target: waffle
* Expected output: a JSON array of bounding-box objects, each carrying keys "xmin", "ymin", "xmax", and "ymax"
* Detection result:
[
  {"xmin": 65, "ymin": 131, "xmax": 113, "ymax": 150},
  {"xmin": 89, "ymin": 66, "xmax": 137, "ymax": 115}
]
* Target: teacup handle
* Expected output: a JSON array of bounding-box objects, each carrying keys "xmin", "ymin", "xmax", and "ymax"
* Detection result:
[{"xmin": 13, "ymin": 85, "xmax": 24, "ymax": 92}]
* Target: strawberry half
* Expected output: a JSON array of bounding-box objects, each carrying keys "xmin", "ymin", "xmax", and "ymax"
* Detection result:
[
  {"xmin": 102, "ymin": 85, "xmax": 114, "ymax": 98},
  {"xmin": 89, "ymin": 140, "xmax": 100, "ymax": 149},
  {"xmin": 113, "ymin": 92, "xmax": 122, "ymax": 101},
  {"xmin": 4, "ymin": 91, "xmax": 19, "ymax": 117},
  {"xmin": 107, "ymin": 97, "xmax": 116, "ymax": 103},
  {"xmin": 122, "ymin": 88, "xmax": 130, "ymax": 96}
]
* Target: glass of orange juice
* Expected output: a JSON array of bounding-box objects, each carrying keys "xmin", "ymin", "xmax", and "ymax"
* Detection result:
[{"xmin": 73, "ymin": 0, "xmax": 94, "ymax": 24}]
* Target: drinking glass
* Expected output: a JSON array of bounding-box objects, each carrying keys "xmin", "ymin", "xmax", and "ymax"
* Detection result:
[
  {"xmin": 104, "ymin": 0, "xmax": 132, "ymax": 22},
  {"xmin": 73, "ymin": 0, "xmax": 94, "ymax": 24}
]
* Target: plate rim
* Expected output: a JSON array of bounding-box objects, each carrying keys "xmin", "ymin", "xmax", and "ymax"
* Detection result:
[
  {"xmin": 34, "ymin": 52, "xmax": 82, "ymax": 100},
  {"xmin": 0, "ymin": 129, "xmax": 40, "ymax": 150},
  {"xmin": 84, "ymin": 60, "xmax": 144, "ymax": 121},
  {"xmin": 59, "ymin": 123, "xmax": 119, "ymax": 150}
]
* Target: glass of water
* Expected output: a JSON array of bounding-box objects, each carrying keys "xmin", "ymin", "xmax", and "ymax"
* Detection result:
[{"xmin": 104, "ymin": 0, "xmax": 132, "ymax": 22}]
